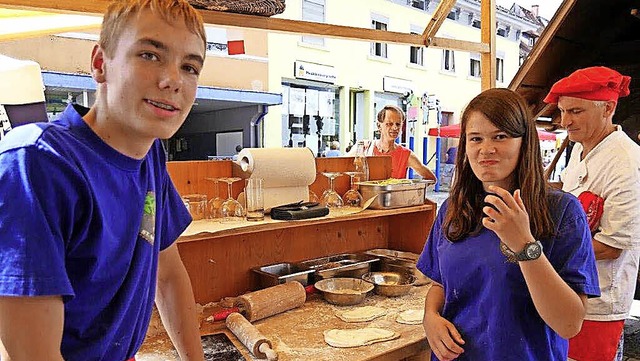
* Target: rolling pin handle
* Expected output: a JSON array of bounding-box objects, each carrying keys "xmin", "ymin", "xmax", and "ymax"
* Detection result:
[
  {"xmin": 304, "ymin": 284, "xmax": 317, "ymax": 295},
  {"xmin": 259, "ymin": 342, "xmax": 278, "ymax": 360},
  {"xmin": 212, "ymin": 307, "xmax": 240, "ymax": 321}
]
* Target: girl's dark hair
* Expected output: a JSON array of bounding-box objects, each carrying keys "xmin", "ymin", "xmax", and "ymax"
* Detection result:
[{"xmin": 444, "ymin": 88, "xmax": 555, "ymax": 241}]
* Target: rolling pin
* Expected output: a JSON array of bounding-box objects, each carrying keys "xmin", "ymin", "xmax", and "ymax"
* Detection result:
[
  {"xmin": 214, "ymin": 281, "xmax": 306, "ymax": 321},
  {"xmin": 226, "ymin": 312, "xmax": 278, "ymax": 360}
]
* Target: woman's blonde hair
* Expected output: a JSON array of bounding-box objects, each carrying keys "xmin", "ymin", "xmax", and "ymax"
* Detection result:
[{"xmin": 376, "ymin": 105, "xmax": 406, "ymax": 124}]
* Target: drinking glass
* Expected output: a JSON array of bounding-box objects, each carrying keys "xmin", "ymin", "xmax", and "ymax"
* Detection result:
[
  {"xmin": 205, "ymin": 177, "xmax": 224, "ymax": 219},
  {"xmin": 342, "ymin": 171, "xmax": 364, "ymax": 207},
  {"xmin": 220, "ymin": 177, "xmax": 245, "ymax": 221},
  {"xmin": 182, "ymin": 194, "xmax": 207, "ymax": 220},
  {"xmin": 245, "ymin": 178, "xmax": 265, "ymax": 221},
  {"xmin": 321, "ymin": 172, "xmax": 344, "ymax": 208},
  {"xmin": 308, "ymin": 189, "xmax": 320, "ymax": 203}
]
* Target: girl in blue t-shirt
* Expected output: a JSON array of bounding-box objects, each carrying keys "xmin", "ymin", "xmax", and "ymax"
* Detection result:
[{"xmin": 417, "ymin": 88, "xmax": 600, "ymax": 361}]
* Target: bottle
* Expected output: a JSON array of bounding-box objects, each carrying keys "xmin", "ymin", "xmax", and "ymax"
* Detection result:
[{"xmin": 353, "ymin": 140, "xmax": 370, "ymax": 182}]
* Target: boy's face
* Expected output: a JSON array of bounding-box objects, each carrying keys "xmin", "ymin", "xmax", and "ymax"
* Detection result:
[{"xmin": 94, "ymin": 8, "xmax": 205, "ymax": 141}]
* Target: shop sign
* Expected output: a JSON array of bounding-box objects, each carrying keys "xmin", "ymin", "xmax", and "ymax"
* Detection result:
[
  {"xmin": 383, "ymin": 77, "xmax": 413, "ymax": 94},
  {"xmin": 294, "ymin": 61, "xmax": 337, "ymax": 84}
]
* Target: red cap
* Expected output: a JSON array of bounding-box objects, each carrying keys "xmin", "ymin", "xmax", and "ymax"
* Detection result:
[{"xmin": 543, "ymin": 66, "xmax": 631, "ymax": 104}]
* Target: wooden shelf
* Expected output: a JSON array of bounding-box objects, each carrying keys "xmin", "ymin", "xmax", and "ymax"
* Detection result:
[{"xmin": 178, "ymin": 204, "xmax": 435, "ymax": 244}]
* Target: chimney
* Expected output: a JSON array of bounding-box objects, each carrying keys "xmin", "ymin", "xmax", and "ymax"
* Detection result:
[{"xmin": 531, "ymin": 5, "xmax": 539, "ymax": 16}]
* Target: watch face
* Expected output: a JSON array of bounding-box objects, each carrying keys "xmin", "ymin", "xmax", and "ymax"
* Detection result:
[{"xmin": 526, "ymin": 243, "xmax": 542, "ymax": 259}]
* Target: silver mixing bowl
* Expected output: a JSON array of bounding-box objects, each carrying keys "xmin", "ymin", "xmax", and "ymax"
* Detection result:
[
  {"xmin": 361, "ymin": 271, "xmax": 416, "ymax": 297},
  {"xmin": 314, "ymin": 277, "xmax": 374, "ymax": 306}
]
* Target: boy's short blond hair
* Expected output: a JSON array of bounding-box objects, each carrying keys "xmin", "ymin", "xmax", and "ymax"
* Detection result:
[{"xmin": 99, "ymin": 0, "xmax": 206, "ymax": 57}]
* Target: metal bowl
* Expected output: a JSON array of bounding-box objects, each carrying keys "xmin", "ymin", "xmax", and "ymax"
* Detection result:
[
  {"xmin": 361, "ymin": 271, "xmax": 416, "ymax": 297},
  {"xmin": 314, "ymin": 277, "xmax": 374, "ymax": 306}
]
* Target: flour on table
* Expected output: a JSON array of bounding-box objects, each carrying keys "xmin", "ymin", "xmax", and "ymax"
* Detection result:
[
  {"xmin": 396, "ymin": 309, "xmax": 424, "ymax": 325},
  {"xmin": 336, "ymin": 306, "xmax": 387, "ymax": 323},
  {"xmin": 323, "ymin": 328, "xmax": 399, "ymax": 348}
]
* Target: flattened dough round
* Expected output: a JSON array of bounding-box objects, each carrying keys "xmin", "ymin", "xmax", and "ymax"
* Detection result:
[
  {"xmin": 396, "ymin": 309, "xmax": 424, "ymax": 325},
  {"xmin": 336, "ymin": 306, "xmax": 387, "ymax": 322},
  {"xmin": 323, "ymin": 328, "xmax": 399, "ymax": 348}
]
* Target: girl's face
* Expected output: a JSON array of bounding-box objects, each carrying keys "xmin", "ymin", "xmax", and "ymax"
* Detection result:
[{"xmin": 465, "ymin": 111, "xmax": 522, "ymax": 191}]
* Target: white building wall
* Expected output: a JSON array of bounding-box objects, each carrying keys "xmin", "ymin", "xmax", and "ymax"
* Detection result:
[{"xmin": 265, "ymin": 0, "xmax": 536, "ymax": 170}]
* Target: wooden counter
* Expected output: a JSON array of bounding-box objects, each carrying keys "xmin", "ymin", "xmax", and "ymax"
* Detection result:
[
  {"xmin": 138, "ymin": 284, "xmax": 433, "ymax": 361},
  {"xmin": 177, "ymin": 204, "xmax": 435, "ymax": 304}
]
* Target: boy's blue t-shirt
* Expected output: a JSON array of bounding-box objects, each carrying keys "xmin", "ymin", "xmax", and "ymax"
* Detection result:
[
  {"xmin": 417, "ymin": 189, "xmax": 600, "ymax": 361},
  {"xmin": 0, "ymin": 104, "xmax": 191, "ymax": 360}
]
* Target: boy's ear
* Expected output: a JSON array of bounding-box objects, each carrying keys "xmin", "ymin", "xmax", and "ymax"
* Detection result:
[{"xmin": 91, "ymin": 44, "xmax": 107, "ymax": 83}]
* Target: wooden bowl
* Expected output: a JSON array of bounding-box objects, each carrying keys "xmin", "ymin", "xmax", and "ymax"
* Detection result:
[
  {"xmin": 362, "ymin": 271, "xmax": 416, "ymax": 297},
  {"xmin": 314, "ymin": 277, "xmax": 373, "ymax": 306}
]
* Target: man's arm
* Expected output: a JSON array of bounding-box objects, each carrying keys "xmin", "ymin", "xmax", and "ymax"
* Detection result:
[
  {"xmin": 592, "ymin": 239, "xmax": 622, "ymax": 260},
  {"xmin": 407, "ymin": 151, "xmax": 437, "ymax": 182},
  {"xmin": 155, "ymin": 244, "xmax": 204, "ymax": 361},
  {"xmin": 0, "ymin": 296, "xmax": 65, "ymax": 361}
]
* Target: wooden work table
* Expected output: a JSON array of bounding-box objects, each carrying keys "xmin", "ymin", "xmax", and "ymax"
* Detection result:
[{"xmin": 138, "ymin": 284, "xmax": 432, "ymax": 361}]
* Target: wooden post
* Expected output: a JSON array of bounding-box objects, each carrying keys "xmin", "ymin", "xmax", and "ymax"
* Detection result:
[{"xmin": 481, "ymin": 0, "xmax": 497, "ymax": 90}]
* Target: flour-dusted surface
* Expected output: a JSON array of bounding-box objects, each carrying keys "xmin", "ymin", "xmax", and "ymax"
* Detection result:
[{"xmin": 137, "ymin": 285, "xmax": 432, "ymax": 361}]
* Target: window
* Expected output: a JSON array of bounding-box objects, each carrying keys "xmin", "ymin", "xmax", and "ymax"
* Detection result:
[
  {"xmin": 371, "ymin": 18, "xmax": 388, "ymax": 58},
  {"xmin": 409, "ymin": 27, "xmax": 423, "ymax": 66},
  {"xmin": 301, "ymin": 0, "xmax": 325, "ymax": 46},
  {"xmin": 410, "ymin": 0, "xmax": 426, "ymax": 10},
  {"xmin": 442, "ymin": 49, "xmax": 455, "ymax": 72},
  {"xmin": 496, "ymin": 58, "xmax": 504, "ymax": 83},
  {"xmin": 497, "ymin": 25, "xmax": 510, "ymax": 37},
  {"xmin": 472, "ymin": 19, "xmax": 481, "ymax": 29},
  {"xmin": 469, "ymin": 54, "xmax": 480, "ymax": 77},
  {"xmin": 447, "ymin": 8, "xmax": 458, "ymax": 20}
]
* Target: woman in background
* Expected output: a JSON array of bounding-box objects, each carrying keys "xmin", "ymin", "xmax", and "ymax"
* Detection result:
[
  {"xmin": 350, "ymin": 105, "xmax": 436, "ymax": 181},
  {"xmin": 417, "ymin": 88, "xmax": 599, "ymax": 361}
]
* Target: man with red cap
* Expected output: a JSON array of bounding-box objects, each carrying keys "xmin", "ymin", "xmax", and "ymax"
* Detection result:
[{"xmin": 545, "ymin": 66, "xmax": 640, "ymax": 361}]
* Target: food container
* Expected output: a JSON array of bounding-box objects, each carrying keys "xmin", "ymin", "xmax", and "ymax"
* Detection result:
[
  {"xmin": 361, "ymin": 271, "xmax": 416, "ymax": 297},
  {"xmin": 295, "ymin": 253, "xmax": 379, "ymax": 282},
  {"xmin": 364, "ymin": 248, "xmax": 431, "ymax": 286},
  {"xmin": 314, "ymin": 277, "xmax": 374, "ymax": 306},
  {"xmin": 357, "ymin": 179, "xmax": 435, "ymax": 210},
  {"xmin": 252, "ymin": 263, "xmax": 315, "ymax": 289}
]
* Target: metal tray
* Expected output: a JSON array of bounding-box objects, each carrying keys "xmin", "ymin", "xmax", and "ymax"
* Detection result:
[
  {"xmin": 295, "ymin": 253, "xmax": 379, "ymax": 282},
  {"xmin": 357, "ymin": 179, "xmax": 434, "ymax": 209},
  {"xmin": 252, "ymin": 262, "xmax": 315, "ymax": 288}
]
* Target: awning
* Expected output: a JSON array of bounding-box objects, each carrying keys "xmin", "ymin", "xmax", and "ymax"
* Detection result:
[
  {"xmin": 41, "ymin": 71, "xmax": 281, "ymax": 114},
  {"xmin": 428, "ymin": 123, "xmax": 557, "ymax": 141}
]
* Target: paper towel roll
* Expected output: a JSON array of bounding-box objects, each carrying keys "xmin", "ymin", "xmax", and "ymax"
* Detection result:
[
  {"xmin": 235, "ymin": 148, "xmax": 316, "ymax": 188},
  {"xmin": 234, "ymin": 148, "xmax": 316, "ymax": 211}
]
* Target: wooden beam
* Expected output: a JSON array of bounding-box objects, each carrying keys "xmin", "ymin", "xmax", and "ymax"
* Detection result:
[
  {"xmin": 0, "ymin": 0, "xmax": 109, "ymax": 15},
  {"xmin": 431, "ymin": 37, "xmax": 490, "ymax": 53},
  {"xmin": 480, "ymin": 0, "xmax": 496, "ymax": 90},
  {"xmin": 0, "ymin": 0, "xmax": 489, "ymax": 49},
  {"xmin": 0, "ymin": 23, "xmax": 100, "ymax": 41},
  {"xmin": 421, "ymin": 0, "xmax": 457, "ymax": 45}
]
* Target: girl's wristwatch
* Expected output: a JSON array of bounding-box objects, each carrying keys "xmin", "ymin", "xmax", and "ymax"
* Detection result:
[{"xmin": 515, "ymin": 241, "xmax": 543, "ymax": 262}]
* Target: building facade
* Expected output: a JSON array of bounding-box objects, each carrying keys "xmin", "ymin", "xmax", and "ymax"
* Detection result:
[{"xmin": 265, "ymin": 0, "xmax": 538, "ymax": 168}]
